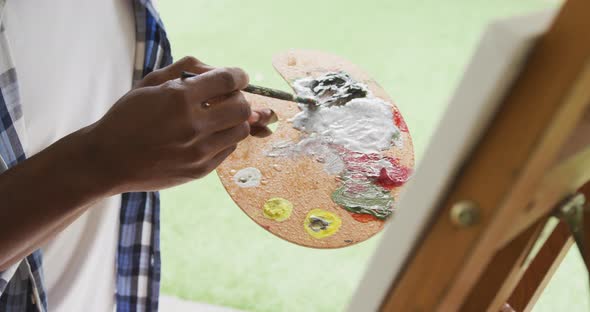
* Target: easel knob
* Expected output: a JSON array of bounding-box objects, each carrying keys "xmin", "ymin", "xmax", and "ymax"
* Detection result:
[{"xmin": 450, "ymin": 200, "xmax": 480, "ymax": 227}]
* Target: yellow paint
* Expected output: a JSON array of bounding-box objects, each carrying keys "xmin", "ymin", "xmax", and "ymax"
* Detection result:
[
  {"xmin": 262, "ymin": 197, "xmax": 293, "ymax": 222},
  {"xmin": 304, "ymin": 209, "xmax": 342, "ymax": 239}
]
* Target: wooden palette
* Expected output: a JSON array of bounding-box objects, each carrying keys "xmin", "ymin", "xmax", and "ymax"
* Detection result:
[{"xmin": 217, "ymin": 50, "xmax": 414, "ymax": 248}]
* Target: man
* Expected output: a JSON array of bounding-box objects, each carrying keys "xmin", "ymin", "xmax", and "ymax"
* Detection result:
[{"xmin": 0, "ymin": 1, "xmax": 274, "ymax": 311}]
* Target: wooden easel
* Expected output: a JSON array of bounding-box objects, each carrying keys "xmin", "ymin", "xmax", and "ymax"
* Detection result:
[{"xmin": 378, "ymin": 0, "xmax": 590, "ymax": 311}]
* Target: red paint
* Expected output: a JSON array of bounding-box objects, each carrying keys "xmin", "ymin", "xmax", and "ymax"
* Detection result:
[
  {"xmin": 393, "ymin": 108, "xmax": 409, "ymax": 132},
  {"xmin": 351, "ymin": 213, "xmax": 380, "ymax": 223},
  {"xmin": 376, "ymin": 165, "xmax": 411, "ymax": 190},
  {"xmin": 340, "ymin": 151, "xmax": 412, "ymax": 190},
  {"xmin": 345, "ymin": 180, "xmax": 370, "ymax": 193},
  {"xmin": 342, "ymin": 152, "xmax": 385, "ymax": 178}
]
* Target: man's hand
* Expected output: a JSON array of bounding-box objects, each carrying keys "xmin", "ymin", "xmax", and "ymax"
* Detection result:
[
  {"xmin": 86, "ymin": 57, "xmax": 274, "ymax": 193},
  {"xmin": 0, "ymin": 56, "xmax": 273, "ymax": 269},
  {"xmin": 0, "ymin": 58, "xmax": 273, "ymax": 271},
  {"xmin": 136, "ymin": 57, "xmax": 276, "ymax": 138}
]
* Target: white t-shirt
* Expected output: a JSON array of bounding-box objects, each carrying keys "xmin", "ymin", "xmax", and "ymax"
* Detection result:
[{"xmin": 4, "ymin": 1, "xmax": 136, "ymax": 311}]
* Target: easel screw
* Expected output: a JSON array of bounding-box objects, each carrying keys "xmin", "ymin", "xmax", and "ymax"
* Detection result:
[{"xmin": 450, "ymin": 200, "xmax": 480, "ymax": 227}]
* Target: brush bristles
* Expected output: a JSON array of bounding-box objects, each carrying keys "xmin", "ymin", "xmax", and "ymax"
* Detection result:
[{"xmin": 296, "ymin": 97, "xmax": 318, "ymax": 106}]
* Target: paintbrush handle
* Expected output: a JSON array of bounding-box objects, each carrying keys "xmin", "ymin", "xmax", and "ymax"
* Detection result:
[
  {"xmin": 243, "ymin": 85, "xmax": 294, "ymax": 102},
  {"xmin": 180, "ymin": 71, "xmax": 317, "ymax": 106}
]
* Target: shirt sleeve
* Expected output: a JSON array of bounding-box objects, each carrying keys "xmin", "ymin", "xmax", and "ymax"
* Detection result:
[
  {"xmin": 0, "ymin": 260, "xmax": 21, "ymax": 295},
  {"xmin": 0, "ymin": 156, "xmax": 19, "ymax": 296}
]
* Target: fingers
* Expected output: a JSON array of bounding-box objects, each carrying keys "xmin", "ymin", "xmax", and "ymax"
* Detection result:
[
  {"xmin": 249, "ymin": 126, "xmax": 273, "ymax": 138},
  {"xmin": 182, "ymin": 67, "xmax": 249, "ymax": 103},
  {"xmin": 180, "ymin": 121, "xmax": 248, "ymax": 171},
  {"xmin": 138, "ymin": 56, "xmax": 214, "ymax": 88},
  {"xmin": 182, "ymin": 109, "xmax": 275, "ymax": 178},
  {"xmin": 198, "ymin": 97, "xmax": 277, "ymax": 136},
  {"xmin": 248, "ymin": 108, "xmax": 277, "ymax": 128},
  {"xmin": 201, "ymin": 91, "xmax": 252, "ymax": 133},
  {"xmin": 201, "ymin": 121, "xmax": 250, "ymax": 156},
  {"xmin": 185, "ymin": 144, "xmax": 237, "ymax": 180},
  {"xmin": 202, "ymin": 144, "xmax": 238, "ymax": 174},
  {"xmin": 248, "ymin": 108, "xmax": 277, "ymax": 138},
  {"xmin": 187, "ymin": 111, "xmax": 274, "ymax": 176}
]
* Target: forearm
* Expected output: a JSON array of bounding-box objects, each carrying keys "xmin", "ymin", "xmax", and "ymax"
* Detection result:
[{"xmin": 0, "ymin": 127, "xmax": 112, "ymax": 270}]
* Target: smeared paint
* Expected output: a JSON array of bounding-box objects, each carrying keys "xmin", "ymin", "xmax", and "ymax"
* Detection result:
[
  {"xmin": 393, "ymin": 107, "xmax": 409, "ymax": 132},
  {"xmin": 265, "ymin": 137, "xmax": 345, "ymax": 175},
  {"xmin": 265, "ymin": 72, "xmax": 403, "ymax": 172},
  {"xmin": 292, "ymin": 72, "xmax": 368, "ymax": 107},
  {"xmin": 233, "ymin": 167, "xmax": 262, "ymax": 188},
  {"xmin": 292, "ymin": 98, "xmax": 401, "ymax": 154},
  {"xmin": 341, "ymin": 152, "xmax": 411, "ymax": 191},
  {"xmin": 262, "ymin": 197, "xmax": 293, "ymax": 222},
  {"xmin": 350, "ymin": 213, "xmax": 380, "ymax": 223},
  {"xmin": 332, "ymin": 181, "xmax": 394, "ymax": 219},
  {"xmin": 297, "ymin": 137, "xmax": 345, "ymax": 174},
  {"xmin": 263, "ymin": 71, "xmax": 412, "ymax": 221},
  {"xmin": 376, "ymin": 165, "xmax": 411, "ymax": 190},
  {"xmin": 341, "ymin": 152, "xmax": 395, "ymax": 179},
  {"xmin": 326, "ymin": 151, "xmax": 411, "ymax": 219},
  {"xmin": 264, "ymin": 140, "xmax": 294, "ymax": 158},
  {"xmin": 304, "ymin": 209, "xmax": 342, "ymax": 239},
  {"xmin": 292, "ymin": 72, "xmax": 401, "ymax": 154}
]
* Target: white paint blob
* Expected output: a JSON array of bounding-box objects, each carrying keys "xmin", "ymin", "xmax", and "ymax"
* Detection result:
[
  {"xmin": 265, "ymin": 72, "xmax": 401, "ymax": 175},
  {"xmin": 265, "ymin": 137, "xmax": 345, "ymax": 175},
  {"xmin": 292, "ymin": 77, "xmax": 317, "ymax": 99},
  {"xmin": 292, "ymin": 98, "xmax": 400, "ymax": 154},
  {"xmin": 233, "ymin": 167, "xmax": 262, "ymax": 188},
  {"xmin": 296, "ymin": 136, "xmax": 346, "ymax": 174}
]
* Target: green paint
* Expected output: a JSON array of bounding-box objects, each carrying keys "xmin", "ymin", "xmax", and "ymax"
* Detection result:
[{"xmin": 331, "ymin": 181, "xmax": 394, "ymax": 219}]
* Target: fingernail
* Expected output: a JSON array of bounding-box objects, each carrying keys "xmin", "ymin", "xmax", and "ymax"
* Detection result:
[{"xmin": 268, "ymin": 110, "xmax": 278, "ymax": 124}]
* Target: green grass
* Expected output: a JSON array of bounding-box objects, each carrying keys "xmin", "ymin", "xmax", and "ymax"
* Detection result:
[{"xmin": 158, "ymin": 1, "xmax": 588, "ymax": 311}]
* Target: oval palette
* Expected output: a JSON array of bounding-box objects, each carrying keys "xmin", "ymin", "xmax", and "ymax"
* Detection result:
[{"xmin": 217, "ymin": 50, "xmax": 414, "ymax": 248}]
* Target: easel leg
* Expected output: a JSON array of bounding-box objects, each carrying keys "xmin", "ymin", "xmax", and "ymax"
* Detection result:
[
  {"xmin": 460, "ymin": 220, "xmax": 545, "ymax": 311},
  {"xmin": 507, "ymin": 181, "xmax": 590, "ymax": 311},
  {"xmin": 462, "ymin": 219, "xmax": 571, "ymax": 312},
  {"xmin": 507, "ymin": 222, "xmax": 572, "ymax": 311}
]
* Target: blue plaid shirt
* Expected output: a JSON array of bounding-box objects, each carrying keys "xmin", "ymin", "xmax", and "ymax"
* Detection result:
[{"xmin": 0, "ymin": 1, "xmax": 172, "ymax": 311}]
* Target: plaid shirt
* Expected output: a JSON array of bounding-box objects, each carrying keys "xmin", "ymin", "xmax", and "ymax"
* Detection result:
[{"xmin": 0, "ymin": 1, "xmax": 172, "ymax": 311}]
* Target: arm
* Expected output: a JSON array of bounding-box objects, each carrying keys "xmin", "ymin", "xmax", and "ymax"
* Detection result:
[
  {"xmin": 0, "ymin": 56, "xmax": 272, "ymax": 270},
  {"xmin": 0, "ymin": 128, "xmax": 105, "ymax": 270}
]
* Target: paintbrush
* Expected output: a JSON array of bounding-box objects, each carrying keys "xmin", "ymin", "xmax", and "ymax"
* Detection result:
[{"xmin": 180, "ymin": 71, "xmax": 318, "ymax": 106}]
